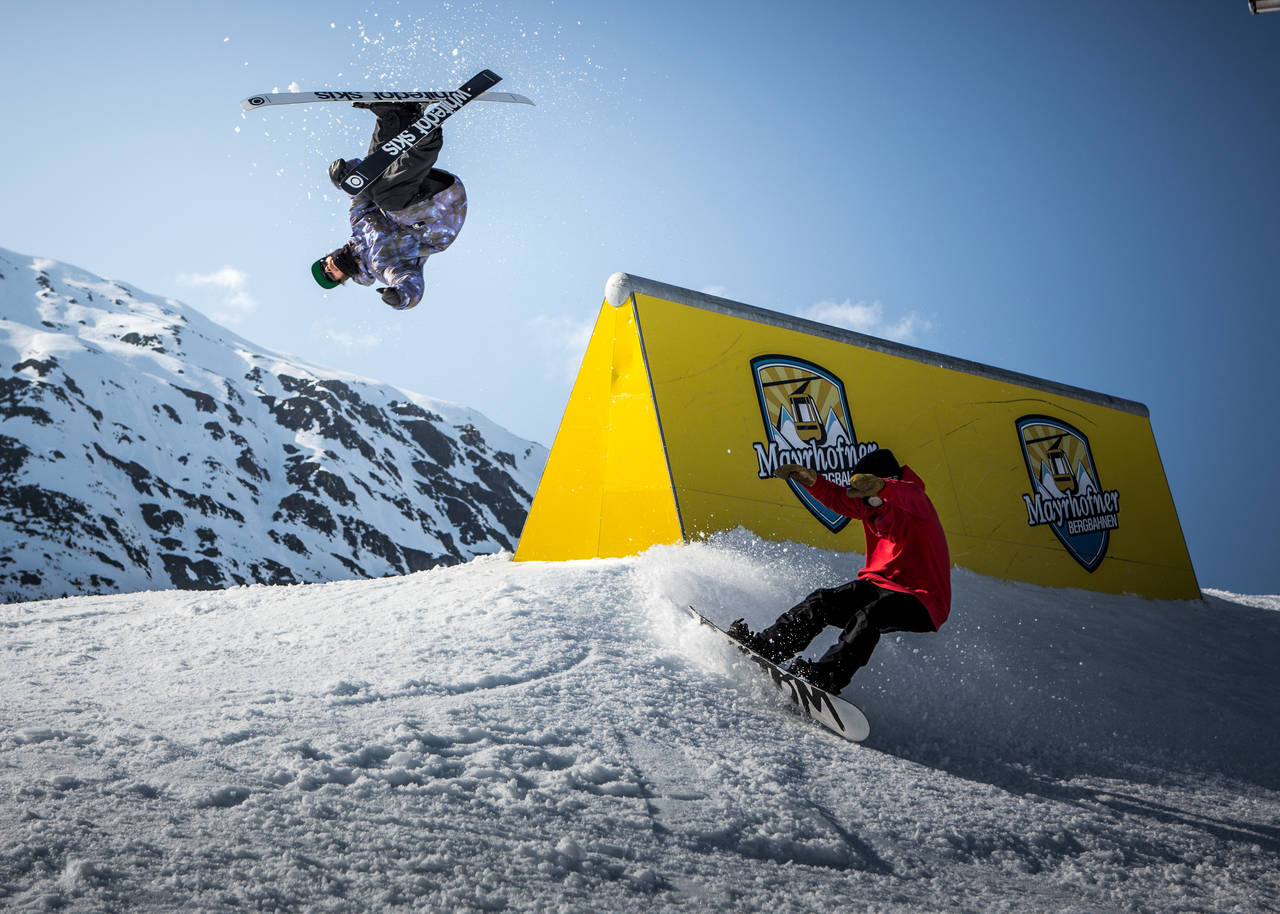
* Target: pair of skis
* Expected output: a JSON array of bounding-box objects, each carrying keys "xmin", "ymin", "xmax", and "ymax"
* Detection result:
[{"xmin": 241, "ymin": 70, "xmax": 532, "ymax": 195}]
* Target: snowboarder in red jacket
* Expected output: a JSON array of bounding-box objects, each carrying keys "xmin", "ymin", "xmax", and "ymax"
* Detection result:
[{"xmin": 730, "ymin": 448, "xmax": 952, "ymax": 694}]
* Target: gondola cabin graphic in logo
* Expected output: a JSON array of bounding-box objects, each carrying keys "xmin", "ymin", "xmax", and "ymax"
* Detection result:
[
  {"xmin": 1016, "ymin": 415, "xmax": 1121, "ymax": 572},
  {"xmin": 750, "ymin": 355, "xmax": 877, "ymax": 532}
]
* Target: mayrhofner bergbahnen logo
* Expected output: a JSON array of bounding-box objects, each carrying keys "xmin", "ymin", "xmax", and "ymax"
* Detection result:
[
  {"xmin": 1016, "ymin": 415, "xmax": 1121, "ymax": 572},
  {"xmin": 750, "ymin": 355, "xmax": 877, "ymax": 532}
]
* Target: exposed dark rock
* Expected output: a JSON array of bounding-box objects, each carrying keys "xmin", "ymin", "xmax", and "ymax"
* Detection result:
[
  {"xmin": 120, "ymin": 332, "xmax": 166, "ymax": 352},
  {"xmin": 400, "ymin": 545, "xmax": 440, "ymax": 573},
  {"xmin": 93, "ymin": 443, "xmax": 162, "ymax": 496},
  {"xmin": 274, "ymin": 494, "xmax": 337, "ymax": 536},
  {"xmin": 0, "ymin": 251, "xmax": 545, "ymax": 603},
  {"xmin": 339, "ymin": 515, "xmax": 407, "ymax": 569},
  {"xmin": 469, "ymin": 463, "xmax": 532, "ymax": 539},
  {"xmin": 285, "ymin": 460, "xmax": 355, "ymax": 506},
  {"xmin": 331, "ymin": 552, "xmax": 367, "ymax": 578},
  {"xmin": 141, "ymin": 503, "xmax": 184, "ymax": 533},
  {"xmin": 171, "ymin": 488, "xmax": 245, "ymax": 524},
  {"xmin": 400, "ymin": 418, "xmax": 456, "ymax": 468},
  {"xmin": 101, "ymin": 516, "xmax": 149, "ymax": 567},
  {"xmin": 262, "ymin": 390, "xmax": 378, "ymax": 463},
  {"xmin": 12, "ymin": 357, "xmax": 57, "ymax": 377},
  {"xmin": 236, "ymin": 448, "xmax": 269, "ymax": 482},
  {"xmin": 93, "ymin": 550, "xmax": 126, "ymax": 571},
  {"xmin": 272, "ymin": 531, "xmax": 309, "ymax": 555},
  {"xmin": 0, "ymin": 378, "xmax": 54, "ymax": 426},
  {"xmin": 251, "ymin": 559, "xmax": 298, "ymax": 586},
  {"xmin": 0, "ymin": 484, "xmax": 93, "ymax": 535},
  {"xmin": 173, "ymin": 385, "xmax": 217, "ymax": 413},
  {"xmin": 0, "ymin": 435, "xmax": 31, "ymax": 475},
  {"xmin": 161, "ymin": 553, "xmax": 225, "ymax": 590},
  {"xmin": 458, "ymin": 423, "xmax": 485, "ymax": 449}
]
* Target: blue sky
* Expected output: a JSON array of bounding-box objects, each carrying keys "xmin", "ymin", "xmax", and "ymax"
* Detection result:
[{"xmin": 3, "ymin": 1, "xmax": 1278, "ymax": 592}]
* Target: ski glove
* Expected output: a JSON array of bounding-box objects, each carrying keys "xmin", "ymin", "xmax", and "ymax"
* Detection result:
[
  {"xmin": 377, "ymin": 287, "xmax": 403, "ymax": 308},
  {"xmin": 774, "ymin": 464, "xmax": 817, "ymax": 487},
  {"xmin": 846, "ymin": 473, "xmax": 885, "ymax": 499}
]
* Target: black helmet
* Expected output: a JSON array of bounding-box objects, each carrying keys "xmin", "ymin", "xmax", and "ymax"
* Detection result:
[{"xmin": 853, "ymin": 448, "xmax": 900, "ymax": 478}]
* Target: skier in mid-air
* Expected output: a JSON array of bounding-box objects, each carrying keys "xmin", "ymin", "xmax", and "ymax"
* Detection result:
[
  {"xmin": 311, "ymin": 102, "xmax": 466, "ymax": 310},
  {"xmin": 730, "ymin": 447, "xmax": 952, "ymax": 694}
]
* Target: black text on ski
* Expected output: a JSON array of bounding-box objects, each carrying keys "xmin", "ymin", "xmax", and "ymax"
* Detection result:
[{"xmin": 340, "ymin": 70, "xmax": 500, "ymax": 195}]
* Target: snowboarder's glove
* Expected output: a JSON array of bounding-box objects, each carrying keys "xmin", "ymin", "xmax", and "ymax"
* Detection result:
[
  {"xmin": 377, "ymin": 287, "xmax": 403, "ymax": 308},
  {"xmin": 774, "ymin": 464, "xmax": 817, "ymax": 487},
  {"xmin": 846, "ymin": 474, "xmax": 885, "ymax": 499}
]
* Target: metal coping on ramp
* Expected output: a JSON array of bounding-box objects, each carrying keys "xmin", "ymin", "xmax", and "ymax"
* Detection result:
[{"xmin": 604, "ymin": 272, "xmax": 1148, "ymax": 418}]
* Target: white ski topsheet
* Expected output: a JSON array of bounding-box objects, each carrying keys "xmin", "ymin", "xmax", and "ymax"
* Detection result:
[{"xmin": 241, "ymin": 89, "xmax": 534, "ymax": 111}]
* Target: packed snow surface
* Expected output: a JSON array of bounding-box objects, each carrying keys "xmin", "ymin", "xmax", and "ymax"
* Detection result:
[{"xmin": 2, "ymin": 533, "xmax": 1277, "ymax": 912}]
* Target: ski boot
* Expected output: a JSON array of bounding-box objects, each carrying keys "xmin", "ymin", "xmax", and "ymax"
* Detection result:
[
  {"xmin": 328, "ymin": 157, "xmax": 362, "ymax": 190},
  {"xmin": 727, "ymin": 618, "xmax": 789, "ymax": 665},
  {"xmin": 786, "ymin": 658, "xmax": 843, "ymax": 694}
]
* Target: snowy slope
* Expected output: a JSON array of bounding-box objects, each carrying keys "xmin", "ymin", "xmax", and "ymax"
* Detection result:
[
  {"xmin": 2, "ymin": 532, "xmax": 1276, "ymax": 913},
  {"xmin": 0, "ymin": 247, "xmax": 546, "ymax": 602}
]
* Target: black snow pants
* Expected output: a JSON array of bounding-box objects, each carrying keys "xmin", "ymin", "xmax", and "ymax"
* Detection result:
[
  {"xmin": 757, "ymin": 579, "xmax": 936, "ymax": 692},
  {"xmin": 362, "ymin": 104, "xmax": 453, "ymax": 213}
]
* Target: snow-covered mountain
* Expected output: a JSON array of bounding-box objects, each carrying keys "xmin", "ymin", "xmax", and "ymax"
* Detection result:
[
  {"xmin": 2, "ymin": 534, "xmax": 1277, "ymax": 912},
  {"xmin": 0, "ymin": 247, "xmax": 546, "ymax": 603}
]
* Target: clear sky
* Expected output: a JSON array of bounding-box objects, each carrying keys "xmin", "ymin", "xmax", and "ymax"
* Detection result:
[{"xmin": 3, "ymin": 0, "xmax": 1278, "ymax": 592}]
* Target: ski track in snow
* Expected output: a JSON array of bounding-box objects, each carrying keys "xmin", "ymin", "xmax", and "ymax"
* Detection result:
[{"xmin": 2, "ymin": 535, "xmax": 1278, "ymax": 913}]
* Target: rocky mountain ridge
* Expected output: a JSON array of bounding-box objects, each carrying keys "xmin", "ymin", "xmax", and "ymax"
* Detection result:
[{"xmin": 0, "ymin": 247, "xmax": 546, "ymax": 602}]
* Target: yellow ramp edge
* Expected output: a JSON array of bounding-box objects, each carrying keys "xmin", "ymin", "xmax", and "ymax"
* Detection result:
[{"xmin": 514, "ymin": 299, "xmax": 682, "ymax": 562}]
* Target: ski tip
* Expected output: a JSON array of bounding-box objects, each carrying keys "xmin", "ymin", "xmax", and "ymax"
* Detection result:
[
  {"xmin": 240, "ymin": 95, "xmax": 270, "ymax": 111},
  {"xmin": 476, "ymin": 90, "xmax": 535, "ymax": 106}
]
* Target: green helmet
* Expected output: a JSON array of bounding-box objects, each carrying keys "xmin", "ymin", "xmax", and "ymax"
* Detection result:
[{"xmin": 311, "ymin": 257, "xmax": 340, "ymax": 290}]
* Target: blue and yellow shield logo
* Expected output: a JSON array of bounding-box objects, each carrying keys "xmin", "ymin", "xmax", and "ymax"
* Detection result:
[
  {"xmin": 1016, "ymin": 415, "xmax": 1121, "ymax": 572},
  {"xmin": 750, "ymin": 355, "xmax": 875, "ymax": 533}
]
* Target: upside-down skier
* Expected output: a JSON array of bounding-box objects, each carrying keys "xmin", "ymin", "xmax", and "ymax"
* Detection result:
[
  {"xmin": 311, "ymin": 102, "xmax": 466, "ymax": 310},
  {"xmin": 730, "ymin": 447, "xmax": 952, "ymax": 694}
]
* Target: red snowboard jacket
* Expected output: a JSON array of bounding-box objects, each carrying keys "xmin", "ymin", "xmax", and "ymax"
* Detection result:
[{"xmin": 804, "ymin": 466, "xmax": 952, "ymax": 629}]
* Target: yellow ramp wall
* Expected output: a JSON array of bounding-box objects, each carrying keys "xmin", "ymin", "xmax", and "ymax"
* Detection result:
[
  {"xmin": 516, "ymin": 274, "xmax": 1199, "ymax": 600},
  {"xmin": 514, "ymin": 300, "xmax": 682, "ymax": 561}
]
